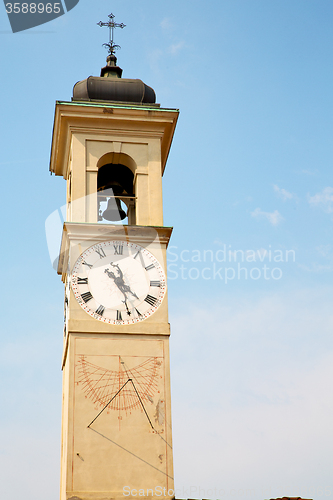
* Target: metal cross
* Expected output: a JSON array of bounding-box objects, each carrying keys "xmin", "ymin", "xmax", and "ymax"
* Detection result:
[{"xmin": 97, "ymin": 13, "xmax": 126, "ymax": 55}]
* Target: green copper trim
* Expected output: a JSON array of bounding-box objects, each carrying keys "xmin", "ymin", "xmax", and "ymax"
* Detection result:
[{"xmin": 56, "ymin": 100, "xmax": 179, "ymax": 113}]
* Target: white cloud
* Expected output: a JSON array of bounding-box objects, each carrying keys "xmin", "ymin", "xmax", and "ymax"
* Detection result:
[
  {"xmin": 251, "ymin": 207, "xmax": 284, "ymax": 225},
  {"xmin": 148, "ymin": 47, "xmax": 163, "ymax": 65},
  {"xmin": 296, "ymin": 246, "xmax": 333, "ymax": 273},
  {"xmin": 273, "ymin": 184, "xmax": 295, "ymax": 201},
  {"xmin": 147, "ymin": 38, "xmax": 185, "ymax": 77},
  {"xmin": 167, "ymin": 41, "xmax": 185, "ymax": 55},
  {"xmin": 297, "ymin": 262, "xmax": 333, "ymax": 272},
  {"xmin": 160, "ymin": 17, "xmax": 173, "ymax": 32},
  {"xmin": 301, "ymin": 169, "xmax": 316, "ymax": 176},
  {"xmin": 316, "ymin": 244, "xmax": 332, "ymax": 257},
  {"xmin": 308, "ymin": 186, "xmax": 333, "ymax": 213}
]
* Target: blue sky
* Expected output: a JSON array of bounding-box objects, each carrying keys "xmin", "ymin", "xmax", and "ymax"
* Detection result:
[{"xmin": 1, "ymin": 1, "xmax": 333, "ymax": 499}]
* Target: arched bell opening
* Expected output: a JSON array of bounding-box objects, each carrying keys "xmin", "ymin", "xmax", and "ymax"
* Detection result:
[{"xmin": 97, "ymin": 163, "xmax": 135, "ymax": 224}]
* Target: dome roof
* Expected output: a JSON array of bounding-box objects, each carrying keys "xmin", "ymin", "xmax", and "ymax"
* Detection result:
[{"xmin": 72, "ymin": 54, "xmax": 156, "ymax": 105}]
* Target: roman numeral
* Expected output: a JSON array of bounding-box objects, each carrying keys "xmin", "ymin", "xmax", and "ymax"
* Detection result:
[
  {"xmin": 95, "ymin": 246, "xmax": 106, "ymax": 259},
  {"xmin": 144, "ymin": 294, "xmax": 157, "ymax": 306},
  {"xmin": 114, "ymin": 245, "xmax": 123, "ymax": 255},
  {"xmin": 134, "ymin": 308, "xmax": 142, "ymax": 317},
  {"xmin": 145, "ymin": 264, "xmax": 155, "ymax": 271},
  {"xmin": 81, "ymin": 291, "xmax": 93, "ymax": 303},
  {"xmin": 95, "ymin": 305, "xmax": 105, "ymax": 316},
  {"xmin": 133, "ymin": 250, "xmax": 140, "ymax": 259},
  {"xmin": 150, "ymin": 281, "xmax": 161, "ymax": 287},
  {"xmin": 116, "ymin": 310, "xmax": 122, "ymax": 320},
  {"xmin": 82, "ymin": 260, "xmax": 93, "ymax": 269},
  {"xmin": 77, "ymin": 277, "xmax": 88, "ymax": 284}
]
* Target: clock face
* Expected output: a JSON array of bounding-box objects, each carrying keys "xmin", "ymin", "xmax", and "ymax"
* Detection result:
[{"xmin": 71, "ymin": 241, "xmax": 166, "ymax": 325}]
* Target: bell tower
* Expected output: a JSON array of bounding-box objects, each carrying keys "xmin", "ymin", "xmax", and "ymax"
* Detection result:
[{"xmin": 49, "ymin": 14, "xmax": 179, "ymax": 500}]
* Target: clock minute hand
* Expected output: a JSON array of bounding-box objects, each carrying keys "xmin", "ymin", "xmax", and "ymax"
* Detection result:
[{"xmin": 122, "ymin": 299, "xmax": 131, "ymax": 316}]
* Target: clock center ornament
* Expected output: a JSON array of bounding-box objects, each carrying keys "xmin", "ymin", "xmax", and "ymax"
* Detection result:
[
  {"xmin": 71, "ymin": 241, "xmax": 166, "ymax": 325},
  {"xmin": 49, "ymin": 13, "xmax": 179, "ymax": 500}
]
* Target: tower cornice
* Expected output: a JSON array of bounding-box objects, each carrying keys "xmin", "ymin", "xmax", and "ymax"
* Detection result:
[{"xmin": 50, "ymin": 101, "xmax": 179, "ymax": 179}]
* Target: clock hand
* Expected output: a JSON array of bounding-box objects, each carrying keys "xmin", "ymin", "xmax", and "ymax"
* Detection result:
[
  {"xmin": 110, "ymin": 262, "xmax": 139, "ymax": 300},
  {"xmin": 104, "ymin": 268, "xmax": 116, "ymax": 280},
  {"xmin": 122, "ymin": 299, "xmax": 131, "ymax": 316},
  {"xmin": 104, "ymin": 263, "xmax": 139, "ymax": 301}
]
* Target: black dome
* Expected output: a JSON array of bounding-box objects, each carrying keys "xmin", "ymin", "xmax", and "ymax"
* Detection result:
[
  {"xmin": 72, "ymin": 54, "xmax": 156, "ymax": 104},
  {"xmin": 73, "ymin": 77, "xmax": 156, "ymax": 104}
]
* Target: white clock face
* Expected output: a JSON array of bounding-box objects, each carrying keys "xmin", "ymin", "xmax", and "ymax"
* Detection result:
[{"xmin": 71, "ymin": 241, "xmax": 166, "ymax": 325}]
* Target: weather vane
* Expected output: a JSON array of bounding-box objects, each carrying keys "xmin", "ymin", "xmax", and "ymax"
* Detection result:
[{"xmin": 97, "ymin": 13, "xmax": 126, "ymax": 55}]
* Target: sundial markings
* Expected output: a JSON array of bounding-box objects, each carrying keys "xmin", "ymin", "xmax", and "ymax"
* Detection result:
[
  {"xmin": 121, "ymin": 362, "xmax": 139, "ymax": 410},
  {"xmin": 100, "ymin": 370, "xmax": 112, "ymax": 409},
  {"xmin": 87, "ymin": 379, "xmax": 132, "ymax": 428},
  {"xmin": 81, "ymin": 361, "xmax": 103, "ymax": 394},
  {"xmin": 113, "ymin": 375, "xmax": 120, "ymax": 410},
  {"xmin": 94, "ymin": 369, "xmax": 107, "ymax": 403},
  {"xmin": 92, "ymin": 367, "xmax": 109, "ymax": 398},
  {"xmin": 129, "ymin": 383, "xmax": 138, "ymax": 411},
  {"xmin": 117, "ymin": 360, "xmax": 124, "ymax": 411},
  {"xmin": 137, "ymin": 359, "xmax": 159, "ymax": 396},
  {"xmin": 130, "ymin": 365, "xmax": 152, "ymax": 409},
  {"xmin": 131, "ymin": 367, "xmax": 153, "ymax": 398},
  {"xmin": 121, "ymin": 377, "xmax": 128, "ymax": 412},
  {"xmin": 146, "ymin": 360, "xmax": 159, "ymax": 388},
  {"xmin": 145, "ymin": 263, "xmax": 155, "ymax": 271},
  {"xmin": 112, "ymin": 367, "xmax": 122, "ymax": 409},
  {"xmin": 129, "ymin": 379, "xmax": 156, "ymax": 430},
  {"xmin": 116, "ymin": 310, "xmax": 122, "ymax": 321},
  {"xmin": 77, "ymin": 357, "xmax": 161, "ymax": 417},
  {"xmin": 99, "ymin": 367, "xmax": 112, "ymax": 405}
]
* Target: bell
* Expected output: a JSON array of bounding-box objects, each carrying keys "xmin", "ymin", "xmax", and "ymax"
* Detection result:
[{"xmin": 102, "ymin": 197, "xmax": 127, "ymax": 221}]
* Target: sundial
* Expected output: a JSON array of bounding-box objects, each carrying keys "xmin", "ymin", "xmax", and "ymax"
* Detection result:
[
  {"xmin": 73, "ymin": 338, "xmax": 173, "ymax": 483},
  {"xmin": 76, "ymin": 355, "xmax": 163, "ymax": 425}
]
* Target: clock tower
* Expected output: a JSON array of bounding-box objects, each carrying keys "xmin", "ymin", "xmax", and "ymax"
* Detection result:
[{"xmin": 49, "ymin": 15, "xmax": 179, "ymax": 500}]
